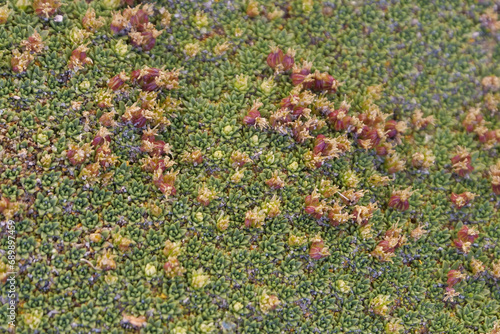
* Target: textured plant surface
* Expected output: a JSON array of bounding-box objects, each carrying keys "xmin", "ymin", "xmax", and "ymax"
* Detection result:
[{"xmin": 0, "ymin": 0, "xmax": 500, "ymax": 333}]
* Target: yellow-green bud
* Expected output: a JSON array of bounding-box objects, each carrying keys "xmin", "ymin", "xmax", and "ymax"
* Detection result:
[
  {"xmin": 145, "ymin": 263, "xmax": 157, "ymax": 277},
  {"xmin": 104, "ymin": 273, "xmax": 118, "ymax": 285},
  {"xmin": 114, "ymin": 40, "xmax": 129, "ymax": 57},
  {"xmin": 223, "ymin": 125, "xmax": 233, "ymax": 136},
  {"xmin": 337, "ymin": 280, "xmax": 350, "ymax": 293},
  {"xmin": 288, "ymin": 161, "xmax": 299, "ymax": 172},
  {"xmin": 233, "ymin": 301, "xmax": 244, "ymax": 312},
  {"xmin": 102, "ymin": 0, "xmax": 121, "ymax": 10},
  {"xmin": 24, "ymin": 309, "xmax": 43, "ymax": 330},
  {"xmin": 200, "ymin": 322, "xmax": 216, "ymax": 333},
  {"xmin": 191, "ymin": 268, "xmax": 210, "ymax": 289},
  {"xmin": 260, "ymin": 77, "xmax": 275, "ymax": 95},
  {"xmin": 79, "ymin": 80, "xmax": 91, "ymax": 92},
  {"xmin": 172, "ymin": 327, "xmax": 188, "ymax": 334},
  {"xmin": 234, "ymin": 74, "xmax": 249, "ymax": 91},
  {"xmin": 213, "ymin": 150, "xmax": 223, "ymax": 159},
  {"xmin": 15, "ymin": 0, "xmax": 31, "ymax": 11}
]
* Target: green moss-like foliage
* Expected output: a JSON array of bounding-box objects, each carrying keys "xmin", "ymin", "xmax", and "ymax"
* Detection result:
[{"xmin": 0, "ymin": 0, "xmax": 500, "ymax": 333}]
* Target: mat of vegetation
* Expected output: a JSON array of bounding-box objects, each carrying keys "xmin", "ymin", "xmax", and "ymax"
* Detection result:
[{"xmin": 0, "ymin": 0, "xmax": 500, "ymax": 333}]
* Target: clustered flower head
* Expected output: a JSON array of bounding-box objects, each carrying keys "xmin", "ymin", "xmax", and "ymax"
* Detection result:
[
  {"xmin": 304, "ymin": 188, "xmax": 378, "ymax": 229},
  {"xmin": 113, "ymin": 234, "xmax": 135, "ymax": 251},
  {"xmin": 470, "ymin": 258, "xmax": 485, "ymax": 276},
  {"xmin": 411, "ymin": 110, "xmax": 435, "ymax": 130},
  {"xmin": 450, "ymin": 192, "xmax": 475, "ymax": 209},
  {"xmin": 371, "ymin": 225, "xmax": 406, "ymax": 263},
  {"xmin": 410, "ymin": 224, "xmax": 427, "ymax": 241},
  {"xmin": 352, "ymin": 202, "xmax": 378, "ymax": 225},
  {"xmin": 388, "ymin": 187, "xmax": 413, "ymax": 211},
  {"xmin": 153, "ymin": 169, "xmax": 178, "ymax": 197},
  {"xmin": 97, "ymin": 250, "xmax": 117, "ymax": 271},
  {"xmin": 245, "ymin": 195, "xmax": 281, "ymax": 228},
  {"xmin": 191, "ymin": 269, "xmax": 210, "ymax": 289},
  {"xmin": 82, "ymin": 8, "xmax": 105, "ymax": 32},
  {"xmin": 244, "ymin": 207, "xmax": 267, "ymax": 228},
  {"xmin": 309, "ymin": 234, "xmax": 330, "ymax": 260},
  {"xmin": 164, "ymin": 257, "xmax": 186, "ymax": 278},
  {"xmin": 196, "ymin": 184, "xmax": 218, "ymax": 206},
  {"xmin": 68, "ymin": 45, "xmax": 93, "ymax": 72},
  {"xmin": 325, "ymin": 100, "xmax": 352, "ymax": 131},
  {"xmin": 265, "ymin": 170, "xmax": 285, "ymax": 189},
  {"xmin": 243, "ymin": 100, "xmax": 268, "ymax": 129},
  {"xmin": 111, "ymin": 4, "xmax": 162, "ymax": 51},
  {"xmin": 11, "ymin": 31, "xmax": 45, "ymax": 73},
  {"xmin": 490, "ymin": 160, "xmax": 500, "ymax": 195},
  {"xmin": 266, "ymin": 46, "xmax": 295, "ymax": 72},
  {"xmin": 451, "ymin": 146, "xmax": 474, "ymax": 177},
  {"xmin": 67, "ymin": 143, "xmax": 93, "ymax": 166},
  {"xmin": 305, "ymin": 134, "xmax": 351, "ymax": 168},
  {"xmin": 181, "ymin": 149, "xmax": 203, "ymax": 165},
  {"xmin": 453, "ymin": 225, "xmax": 479, "ymax": 254},
  {"xmin": 130, "ymin": 66, "xmax": 181, "ymax": 91},
  {"xmin": 447, "ymin": 269, "xmax": 466, "ymax": 288},
  {"xmin": 411, "ymin": 149, "xmax": 435, "ymax": 170},
  {"xmin": 269, "ymin": 90, "xmax": 325, "ymax": 143},
  {"xmin": 304, "ymin": 190, "xmax": 329, "ymax": 219},
  {"xmin": 33, "ymin": 0, "xmax": 60, "ymax": 18},
  {"xmin": 291, "ymin": 61, "xmax": 338, "ymax": 93},
  {"xmin": 462, "ymin": 107, "xmax": 500, "ymax": 149}
]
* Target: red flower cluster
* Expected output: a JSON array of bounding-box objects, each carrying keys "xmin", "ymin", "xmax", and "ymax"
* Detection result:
[
  {"xmin": 147, "ymin": 129, "xmax": 177, "ymax": 195},
  {"xmin": 243, "ymin": 106, "xmax": 261, "ymax": 126},
  {"xmin": 371, "ymin": 225, "xmax": 405, "ymax": 262},
  {"xmin": 304, "ymin": 191, "xmax": 376, "ymax": 228},
  {"xmin": 11, "ymin": 32, "xmax": 44, "ymax": 73},
  {"xmin": 130, "ymin": 67, "xmax": 180, "ymax": 91},
  {"xmin": 309, "ymin": 235, "xmax": 330, "ymax": 260},
  {"xmin": 447, "ymin": 270, "xmax": 466, "ymax": 288},
  {"xmin": 108, "ymin": 72, "xmax": 130, "ymax": 91},
  {"xmin": 450, "ymin": 192, "xmax": 475, "ymax": 209},
  {"xmin": 462, "ymin": 108, "xmax": 500, "ymax": 148},
  {"xmin": 33, "ymin": 0, "xmax": 60, "ymax": 18},
  {"xmin": 304, "ymin": 193, "xmax": 326, "ymax": 219},
  {"xmin": 291, "ymin": 61, "xmax": 338, "ymax": 93},
  {"xmin": 378, "ymin": 227, "xmax": 406, "ymax": 253},
  {"xmin": 67, "ymin": 143, "xmax": 92, "ymax": 166},
  {"xmin": 451, "ymin": 147, "xmax": 474, "ymax": 177},
  {"xmin": 309, "ymin": 134, "xmax": 350, "ymax": 168},
  {"xmin": 453, "ymin": 225, "xmax": 479, "ymax": 253},
  {"xmin": 243, "ymin": 101, "xmax": 267, "ymax": 129},
  {"xmin": 68, "ymin": 45, "xmax": 93, "ymax": 71},
  {"xmin": 141, "ymin": 131, "xmax": 169, "ymax": 156},
  {"xmin": 108, "ymin": 67, "xmax": 179, "ymax": 92},
  {"xmin": 111, "ymin": 5, "xmax": 162, "ymax": 51},
  {"xmin": 91, "ymin": 127, "xmax": 112, "ymax": 147},
  {"xmin": 388, "ymin": 188, "xmax": 413, "ymax": 211},
  {"xmin": 281, "ymin": 95, "xmax": 311, "ymax": 118},
  {"xmin": 327, "ymin": 104, "xmax": 352, "ymax": 131},
  {"xmin": 267, "ymin": 47, "xmax": 295, "ymax": 72}
]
